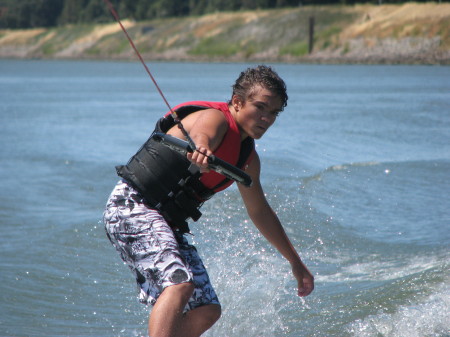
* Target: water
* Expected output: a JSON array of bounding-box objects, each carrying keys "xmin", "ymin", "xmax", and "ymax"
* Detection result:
[{"xmin": 0, "ymin": 59, "xmax": 449, "ymax": 337}]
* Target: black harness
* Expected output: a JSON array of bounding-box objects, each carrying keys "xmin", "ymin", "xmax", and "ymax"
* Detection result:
[{"xmin": 116, "ymin": 105, "xmax": 253, "ymax": 233}]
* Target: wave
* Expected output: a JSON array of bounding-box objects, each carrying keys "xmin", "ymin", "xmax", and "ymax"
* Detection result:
[
  {"xmin": 303, "ymin": 158, "xmax": 449, "ymax": 182},
  {"xmin": 316, "ymin": 248, "xmax": 448, "ymax": 283},
  {"xmin": 346, "ymin": 282, "xmax": 450, "ymax": 337},
  {"xmin": 326, "ymin": 161, "xmax": 381, "ymax": 172}
]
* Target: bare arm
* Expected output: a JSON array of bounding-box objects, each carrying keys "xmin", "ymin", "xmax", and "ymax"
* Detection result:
[
  {"xmin": 238, "ymin": 152, "xmax": 314, "ymax": 297},
  {"xmin": 167, "ymin": 108, "xmax": 228, "ymax": 172}
]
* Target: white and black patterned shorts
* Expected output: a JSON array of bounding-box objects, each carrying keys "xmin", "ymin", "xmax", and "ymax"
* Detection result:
[{"xmin": 103, "ymin": 180, "xmax": 219, "ymax": 312}]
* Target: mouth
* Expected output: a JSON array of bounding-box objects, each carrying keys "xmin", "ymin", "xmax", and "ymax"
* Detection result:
[
  {"xmin": 256, "ymin": 125, "xmax": 267, "ymax": 132},
  {"xmin": 256, "ymin": 123, "xmax": 267, "ymax": 129}
]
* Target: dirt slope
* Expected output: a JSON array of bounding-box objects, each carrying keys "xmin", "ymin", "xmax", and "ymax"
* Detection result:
[{"xmin": 0, "ymin": 4, "xmax": 448, "ymax": 64}]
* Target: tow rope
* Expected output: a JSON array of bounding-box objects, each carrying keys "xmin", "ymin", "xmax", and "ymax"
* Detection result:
[
  {"xmin": 102, "ymin": 0, "xmax": 196, "ymax": 150},
  {"xmin": 102, "ymin": 0, "xmax": 252, "ymax": 187}
]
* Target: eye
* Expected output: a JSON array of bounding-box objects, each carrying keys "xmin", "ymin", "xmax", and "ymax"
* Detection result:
[{"xmin": 255, "ymin": 103, "xmax": 265, "ymax": 111}]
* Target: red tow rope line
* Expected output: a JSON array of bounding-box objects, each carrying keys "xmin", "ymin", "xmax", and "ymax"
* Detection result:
[{"xmin": 102, "ymin": 0, "xmax": 196, "ymax": 150}]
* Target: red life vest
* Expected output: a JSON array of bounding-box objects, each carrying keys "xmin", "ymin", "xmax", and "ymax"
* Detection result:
[
  {"xmin": 116, "ymin": 101, "xmax": 255, "ymax": 233},
  {"xmin": 170, "ymin": 101, "xmax": 254, "ymax": 192}
]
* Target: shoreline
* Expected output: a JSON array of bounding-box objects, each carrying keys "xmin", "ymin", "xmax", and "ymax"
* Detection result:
[{"xmin": 1, "ymin": 4, "xmax": 449, "ymax": 65}]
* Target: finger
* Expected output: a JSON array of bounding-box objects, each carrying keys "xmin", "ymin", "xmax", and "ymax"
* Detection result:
[
  {"xmin": 297, "ymin": 278, "xmax": 305, "ymax": 296},
  {"xmin": 298, "ymin": 287, "xmax": 311, "ymax": 297},
  {"xmin": 196, "ymin": 147, "xmax": 209, "ymax": 156},
  {"xmin": 195, "ymin": 148, "xmax": 210, "ymax": 167},
  {"xmin": 201, "ymin": 154, "xmax": 209, "ymax": 166},
  {"xmin": 193, "ymin": 149, "xmax": 204, "ymax": 164},
  {"xmin": 298, "ymin": 279, "xmax": 314, "ymax": 297}
]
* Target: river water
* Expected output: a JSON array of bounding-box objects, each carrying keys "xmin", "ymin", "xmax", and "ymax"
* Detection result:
[{"xmin": 1, "ymin": 59, "xmax": 449, "ymax": 337}]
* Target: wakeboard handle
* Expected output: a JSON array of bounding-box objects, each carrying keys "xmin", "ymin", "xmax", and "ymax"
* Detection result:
[{"xmin": 152, "ymin": 133, "xmax": 252, "ymax": 187}]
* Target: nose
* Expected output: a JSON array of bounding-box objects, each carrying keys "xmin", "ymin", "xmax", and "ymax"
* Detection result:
[{"xmin": 261, "ymin": 112, "xmax": 275, "ymax": 124}]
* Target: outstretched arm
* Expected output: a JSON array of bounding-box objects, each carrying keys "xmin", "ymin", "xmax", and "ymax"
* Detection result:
[{"xmin": 238, "ymin": 152, "xmax": 314, "ymax": 297}]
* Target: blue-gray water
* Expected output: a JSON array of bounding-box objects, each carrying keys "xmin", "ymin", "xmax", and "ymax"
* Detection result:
[{"xmin": 0, "ymin": 59, "xmax": 449, "ymax": 337}]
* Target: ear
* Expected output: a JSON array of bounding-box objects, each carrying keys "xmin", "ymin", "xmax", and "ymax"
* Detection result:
[{"xmin": 231, "ymin": 95, "xmax": 244, "ymax": 111}]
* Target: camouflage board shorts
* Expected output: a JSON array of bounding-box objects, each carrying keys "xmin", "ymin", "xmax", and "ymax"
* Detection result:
[{"xmin": 103, "ymin": 180, "xmax": 219, "ymax": 312}]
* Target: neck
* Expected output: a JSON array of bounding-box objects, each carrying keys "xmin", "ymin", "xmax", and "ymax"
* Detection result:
[{"xmin": 229, "ymin": 104, "xmax": 248, "ymax": 141}]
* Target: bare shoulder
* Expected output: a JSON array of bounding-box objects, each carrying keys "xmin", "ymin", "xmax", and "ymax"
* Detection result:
[
  {"xmin": 167, "ymin": 108, "xmax": 227, "ymax": 138},
  {"xmin": 193, "ymin": 108, "xmax": 227, "ymax": 123},
  {"xmin": 183, "ymin": 108, "xmax": 227, "ymax": 130},
  {"xmin": 183, "ymin": 109, "xmax": 228, "ymax": 131}
]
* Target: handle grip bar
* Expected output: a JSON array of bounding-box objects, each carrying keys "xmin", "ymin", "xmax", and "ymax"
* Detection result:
[{"xmin": 152, "ymin": 133, "xmax": 252, "ymax": 187}]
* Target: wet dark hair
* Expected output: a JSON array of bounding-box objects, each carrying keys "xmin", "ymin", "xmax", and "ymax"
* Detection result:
[{"xmin": 230, "ymin": 65, "xmax": 288, "ymax": 111}]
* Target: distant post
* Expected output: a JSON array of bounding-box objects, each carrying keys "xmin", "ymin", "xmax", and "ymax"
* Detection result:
[
  {"xmin": 308, "ymin": 16, "xmax": 315, "ymax": 54},
  {"xmin": 0, "ymin": 7, "xmax": 8, "ymax": 18}
]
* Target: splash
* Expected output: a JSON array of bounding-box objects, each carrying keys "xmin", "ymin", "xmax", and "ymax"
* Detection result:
[{"xmin": 346, "ymin": 282, "xmax": 450, "ymax": 337}]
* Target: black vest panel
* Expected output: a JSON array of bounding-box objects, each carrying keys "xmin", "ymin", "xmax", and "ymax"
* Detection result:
[
  {"xmin": 115, "ymin": 108, "xmax": 214, "ymax": 232},
  {"xmin": 115, "ymin": 105, "xmax": 254, "ymax": 233}
]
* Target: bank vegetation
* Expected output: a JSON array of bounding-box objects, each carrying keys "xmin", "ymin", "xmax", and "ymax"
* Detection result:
[{"xmin": 0, "ymin": 3, "xmax": 449, "ymax": 64}]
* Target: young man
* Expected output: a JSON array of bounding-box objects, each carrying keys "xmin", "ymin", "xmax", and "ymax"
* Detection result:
[{"xmin": 103, "ymin": 65, "xmax": 314, "ymax": 337}]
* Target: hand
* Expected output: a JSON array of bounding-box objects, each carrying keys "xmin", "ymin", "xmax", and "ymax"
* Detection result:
[
  {"xmin": 292, "ymin": 261, "xmax": 314, "ymax": 297},
  {"xmin": 187, "ymin": 146, "xmax": 211, "ymax": 173}
]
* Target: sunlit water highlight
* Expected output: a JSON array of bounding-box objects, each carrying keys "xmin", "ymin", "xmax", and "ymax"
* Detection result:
[{"xmin": 0, "ymin": 60, "xmax": 448, "ymax": 337}]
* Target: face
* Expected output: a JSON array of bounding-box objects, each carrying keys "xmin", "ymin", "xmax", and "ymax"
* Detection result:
[{"xmin": 231, "ymin": 85, "xmax": 283, "ymax": 140}]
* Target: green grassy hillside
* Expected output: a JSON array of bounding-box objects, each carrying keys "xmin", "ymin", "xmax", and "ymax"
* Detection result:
[{"xmin": 0, "ymin": 3, "xmax": 449, "ymax": 64}]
